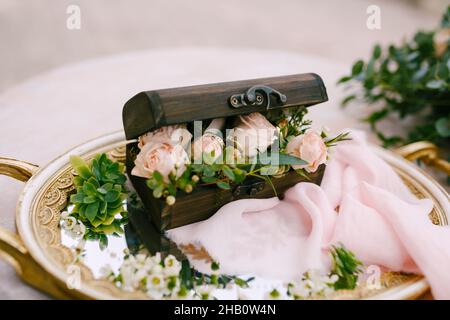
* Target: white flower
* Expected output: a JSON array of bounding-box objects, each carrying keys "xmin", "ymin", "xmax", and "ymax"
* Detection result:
[
  {"xmin": 60, "ymin": 211, "xmax": 70, "ymax": 220},
  {"xmin": 172, "ymin": 287, "xmax": 195, "ymax": 300},
  {"xmin": 163, "ymin": 255, "xmax": 182, "ymax": 277},
  {"xmin": 195, "ymin": 284, "xmax": 216, "ymax": 300},
  {"xmin": 72, "ymin": 221, "xmax": 86, "ymax": 237},
  {"xmin": 134, "ymin": 268, "xmax": 148, "ymax": 284},
  {"xmin": 291, "ymin": 284, "xmax": 311, "ymax": 299},
  {"xmin": 151, "ymin": 252, "xmax": 162, "ymax": 265},
  {"xmin": 61, "ymin": 216, "xmax": 77, "ymax": 230},
  {"xmin": 135, "ymin": 253, "xmax": 147, "ymax": 263},
  {"xmin": 147, "ymin": 288, "xmax": 165, "ymax": 299},
  {"xmin": 99, "ymin": 265, "xmax": 114, "ymax": 279},
  {"xmin": 151, "ymin": 264, "xmax": 164, "ymax": 275},
  {"xmin": 120, "ymin": 264, "xmax": 136, "ymax": 291},
  {"xmin": 147, "ymin": 273, "xmax": 166, "ymax": 291}
]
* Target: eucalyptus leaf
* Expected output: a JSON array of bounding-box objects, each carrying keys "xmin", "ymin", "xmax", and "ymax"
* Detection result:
[
  {"xmin": 216, "ymin": 181, "xmax": 231, "ymax": 190},
  {"xmin": 257, "ymin": 152, "xmax": 307, "ymax": 166}
]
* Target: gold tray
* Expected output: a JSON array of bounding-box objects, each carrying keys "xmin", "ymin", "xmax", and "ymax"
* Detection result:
[{"xmin": 0, "ymin": 132, "xmax": 448, "ymax": 299}]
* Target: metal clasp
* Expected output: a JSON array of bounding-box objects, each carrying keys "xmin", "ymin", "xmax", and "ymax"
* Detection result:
[
  {"xmin": 232, "ymin": 180, "xmax": 266, "ymax": 198},
  {"xmin": 229, "ymin": 85, "xmax": 287, "ymax": 110}
]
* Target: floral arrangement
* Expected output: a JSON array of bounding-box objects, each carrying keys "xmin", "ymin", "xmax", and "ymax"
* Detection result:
[
  {"xmin": 64, "ymin": 154, "xmax": 128, "ymax": 248},
  {"xmin": 102, "ymin": 244, "xmax": 362, "ymax": 300},
  {"xmin": 338, "ymin": 6, "xmax": 449, "ymax": 149},
  {"xmin": 101, "ymin": 250, "xmax": 253, "ymax": 300},
  {"xmin": 131, "ymin": 108, "xmax": 349, "ymax": 205}
]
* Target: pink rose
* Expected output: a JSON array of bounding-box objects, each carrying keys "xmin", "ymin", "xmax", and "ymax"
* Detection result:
[
  {"xmin": 131, "ymin": 142, "xmax": 189, "ymax": 181},
  {"xmin": 192, "ymin": 133, "xmax": 224, "ymax": 164},
  {"xmin": 286, "ymin": 130, "xmax": 327, "ymax": 173},
  {"xmin": 230, "ymin": 112, "xmax": 277, "ymax": 158},
  {"xmin": 138, "ymin": 125, "xmax": 192, "ymax": 149}
]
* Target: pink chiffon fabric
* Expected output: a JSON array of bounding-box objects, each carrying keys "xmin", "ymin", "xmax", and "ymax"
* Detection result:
[{"xmin": 167, "ymin": 131, "xmax": 450, "ymax": 299}]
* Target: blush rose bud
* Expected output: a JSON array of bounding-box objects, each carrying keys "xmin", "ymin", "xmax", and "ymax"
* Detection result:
[
  {"xmin": 184, "ymin": 184, "xmax": 193, "ymax": 193},
  {"xmin": 153, "ymin": 189, "xmax": 162, "ymax": 198},
  {"xmin": 166, "ymin": 196, "xmax": 176, "ymax": 206}
]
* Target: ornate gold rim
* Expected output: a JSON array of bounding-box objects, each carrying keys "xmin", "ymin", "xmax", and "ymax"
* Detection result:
[{"xmin": 1, "ymin": 138, "xmax": 448, "ymax": 299}]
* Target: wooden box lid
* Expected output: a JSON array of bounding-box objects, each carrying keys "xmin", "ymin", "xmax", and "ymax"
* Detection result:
[{"xmin": 122, "ymin": 73, "xmax": 327, "ymax": 140}]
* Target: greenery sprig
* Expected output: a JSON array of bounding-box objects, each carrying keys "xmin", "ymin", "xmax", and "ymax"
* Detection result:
[
  {"xmin": 330, "ymin": 244, "xmax": 363, "ymax": 290},
  {"xmin": 145, "ymin": 108, "xmax": 350, "ymax": 205},
  {"xmin": 69, "ymin": 153, "xmax": 128, "ymax": 248},
  {"xmin": 338, "ymin": 6, "xmax": 450, "ymax": 148},
  {"xmin": 146, "ymin": 149, "xmax": 307, "ymax": 205}
]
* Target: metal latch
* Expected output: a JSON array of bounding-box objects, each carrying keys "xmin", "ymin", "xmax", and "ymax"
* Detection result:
[
  {"xmin": 232, "ymin": 180, "xmax": 266, "ymax": 198},
  {"xmin": 229, "ymin": 85, "xmax": 287, "ymax": 110}
]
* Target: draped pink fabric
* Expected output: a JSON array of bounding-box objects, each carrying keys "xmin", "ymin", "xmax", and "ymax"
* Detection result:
[{"xmin": 167, "ymin": 131, "xmax": 450, "ymax": 299}]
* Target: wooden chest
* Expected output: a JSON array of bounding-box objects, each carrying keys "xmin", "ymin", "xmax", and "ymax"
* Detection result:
[{"xmin": 123, "ymin": 73, "xmax": 328, "ymax": 236}]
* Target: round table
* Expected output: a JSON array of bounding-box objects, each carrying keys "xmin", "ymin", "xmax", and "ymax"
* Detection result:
[{"xmin": 0, "ymin": 47, "xmax": 379, "ymax": 299}]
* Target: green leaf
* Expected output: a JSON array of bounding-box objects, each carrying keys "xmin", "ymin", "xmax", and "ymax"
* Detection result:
[
  {"xmin": 202, "ymin": 176, "xmax": 218, "ymax": 184},
  {"xmin": 70, "ymin": 156, "xmax": 92, "ymax": 179},
  {"xmin": 70, "ymin": 193, "xmax": 85, "ymax": 203},
  {"xmin": 351, "ymin": 60, "xmax": 364, "ymax": 76},
  {"xmin": 234, "ymin": 278, "xmax": 250, "ymax": 288},
  {"xmin": 426, "ymin": 79, "xmax": 445, "ymax": 89},
  {"xmin": 364, "ymin": 108, "xmax": 389, "ymax": 125},
  {"xmin": 341, "ymin": 95, "xmax": 356, "ymax": 107},
  {"xmin": 82, "ymin": 181, "xmax": 97, "ymax": 196},
  {"xmin": 83, "ymin": 195, "xmax": 97, "ymax": 204},
  {"xmin": 85, "ymin": 202, "xmax": 99, "ymax": 222},
  {"xmin": 330, "ymin": 244, "xmax": 363, "ymax": 290},
  {"xmin": 216, "ymin": 181, "xmax": 231, "ymax": 190},
  {"xmin": 72, "ymin": 176, "xmax": 85, "ymax": 186},
  {"xmin": 222, "ymin": 166, "xmax": 235, "ymax": 180},
  {"xmin": 272, "ymin": 152, "xmax": 308, "ymax": 166},
  {"xmin": 180, "ymin": 260, "xmax": 193, "ymax": 289},
  {"xmin": 99, "ymin": 234, "xmax": 108, "ymax": 251},
  {"xmin": 152, "ymin": 171, "xmax": 164, "ymax": 184},
  {"xmin": 105, "ymin": 190, "xmax": 120, "ymax": 202},
  {"xmin": 203, "ymin": 166, "xmax": 216, "ymax": 177},
  {"xmin": 337, "ymin": 75, "xmax": 352, "ymax": 84},
  {"xmin": 167, "ymin": 183, "xmax": 177, "ymax": 196},
  {"xmin": 372, "ymin": 44, "xmax": 382, "ymax": 59},
  {"xmin": 435, "ymin": 117, "xmax": 450, "ymax": 137}
]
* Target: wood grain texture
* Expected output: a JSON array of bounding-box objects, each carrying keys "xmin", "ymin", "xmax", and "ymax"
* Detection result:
[{"xmin": 123, "ymin": 73, "xmax": 328, "ymax": 139}]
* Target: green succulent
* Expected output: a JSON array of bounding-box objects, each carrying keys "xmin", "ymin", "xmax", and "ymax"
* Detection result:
[{"xmin": 69, "ymin": 153, "xmax": 128, "ymax": 238}]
